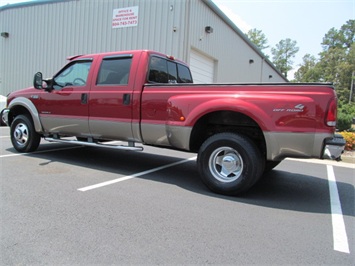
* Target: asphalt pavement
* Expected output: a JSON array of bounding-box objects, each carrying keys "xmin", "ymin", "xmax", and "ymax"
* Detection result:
[{"xmin": 1, "ymin": 127, "xmax": 354, "ymax": 265}]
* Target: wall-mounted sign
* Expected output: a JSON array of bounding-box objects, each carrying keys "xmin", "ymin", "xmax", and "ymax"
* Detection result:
[{"xmin": 112, "ymin": 6, "xmax": 139, "ymax": 29}]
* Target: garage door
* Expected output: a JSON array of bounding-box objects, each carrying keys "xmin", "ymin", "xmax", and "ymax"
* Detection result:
[{"xmin": 190, "ymin": 49, "xmax": 215, "ymax": 84}]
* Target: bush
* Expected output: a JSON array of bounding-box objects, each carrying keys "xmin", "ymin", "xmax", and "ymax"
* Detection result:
[
  {"xmin": 337, "ymin": 112, "xmax": 353, "ymax": 131},
  {"xmin": 339, "ymin": 131, "xmax": 355, "ymax": 151}
]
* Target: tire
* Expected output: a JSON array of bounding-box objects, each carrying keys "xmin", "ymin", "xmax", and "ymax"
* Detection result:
[
  {"xmin": 10, "ymin": 115, "xmax": 41, "ymax": 152},
  {"xmin": 197, "ymin": 132, "xmax": 264, "ymax": 196},
  {"xmin": 0, "ymin": 109, "xmax": 7, "ymax": 126}
]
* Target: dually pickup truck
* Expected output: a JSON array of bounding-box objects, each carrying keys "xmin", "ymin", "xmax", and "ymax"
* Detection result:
[{"xmin": 2, "ymin": 50, "xmax": 345, "ymax": 195}]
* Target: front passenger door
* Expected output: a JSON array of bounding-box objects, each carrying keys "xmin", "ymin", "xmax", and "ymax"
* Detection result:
[{"xmin": 36, "ymin": 59, "xmax": 93, "ymax": 136}]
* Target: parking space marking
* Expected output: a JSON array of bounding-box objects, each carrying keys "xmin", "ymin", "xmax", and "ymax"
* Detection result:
[
  {"xmin": 327, "ymin": 165, "xmax": 350, "ymax": 254},
  {"xmin": 0, "ymin": 146, "xmax": 83, "ymax": 158},
  {"xmin": 78, "ymin": 156, "xmax": 197, "ymax": 192}
]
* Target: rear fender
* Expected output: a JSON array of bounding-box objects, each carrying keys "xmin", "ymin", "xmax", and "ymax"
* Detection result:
[
  {"xmin": 167, "ymin": 95, "xmax": 271, "ymax": 130},
  {"xmin": 166, "ymin": 95, "xmax": 271, "ymax": 151}
]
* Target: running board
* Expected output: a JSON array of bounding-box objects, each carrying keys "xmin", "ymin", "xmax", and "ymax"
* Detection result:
[{"xmin": 44, "ymin": 137, "xmax": 144, "ymax": 151}]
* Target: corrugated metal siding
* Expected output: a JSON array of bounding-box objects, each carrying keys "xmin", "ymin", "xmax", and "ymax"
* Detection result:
[
  {"xmin": 0, "ymin": 0, "xmax": 188, "ymax": 95},
  {"xmin": 0, "ymin": 0, "xmax": 285, "ymax": 96},
  {"xmin": 189, "ymin": 0, "xmax": 285, "ymax": 83}
]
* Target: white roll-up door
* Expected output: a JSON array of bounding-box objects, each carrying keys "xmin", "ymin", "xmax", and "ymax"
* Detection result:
[{"xmin": 190, "ymin": 49, "xmax": 215, "ymax": 84}]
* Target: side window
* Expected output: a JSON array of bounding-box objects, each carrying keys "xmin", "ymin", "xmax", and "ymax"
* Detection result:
[
  {"xmin": 148, "ymin": 56, "xmax": 193, "ymax": 84},
  {"xmin": 177, "ymin": 64, "xmax": 193, "ymax": 83},
  {"xmin": 148, "ymin": 57, "xmax": 169, "ymax": 83},
  {"xmin": 53, "ymin": 61, "xmax": 92, "ymax": 89},
  {"xmin": 97, "ymin": 57, "xmax": 132, "ymax": 85},
  {"xmin": 167, "ymin": 61, "xmax": 178, "ymax": 83}
]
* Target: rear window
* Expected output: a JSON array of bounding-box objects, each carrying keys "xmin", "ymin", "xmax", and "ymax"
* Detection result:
[
  {"xmin": 177, "ymin": 64, "xmax": 193, "ymax": 83},
  {"xmin": 148, "ymin": 56, "xmax": 193, "ymax": 84}
]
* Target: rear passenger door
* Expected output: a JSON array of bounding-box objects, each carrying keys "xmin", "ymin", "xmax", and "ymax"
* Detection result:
[
  {"xmin": 141, "ymin": 56, "xmax": 193, "ymax": 146},
  {"xmin": 88, "ymin": 55, "xmax": 133, "ymax": 140}
]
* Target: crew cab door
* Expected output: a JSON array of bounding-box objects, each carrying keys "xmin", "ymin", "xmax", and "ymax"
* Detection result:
[
  {"xmin": 88, "ymin": 55, "xmax": 134, "ymax": 140},
  {"xmin": 140, "ymin": 56, "xmax": 193, "ymax": 146},
  {"xmin": 36, "ymin": 59, "xmax": 93, "ymax": 136}
]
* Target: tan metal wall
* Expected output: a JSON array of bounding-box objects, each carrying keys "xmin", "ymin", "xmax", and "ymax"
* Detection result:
[{"xmin": 0, "ymin": 0, "xmax": 286, "ymax": 96}]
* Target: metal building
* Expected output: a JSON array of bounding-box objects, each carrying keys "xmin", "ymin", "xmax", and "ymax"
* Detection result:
[{"xmin": 0, "ymin": 0, "xmax": 287, "ymax": 96}]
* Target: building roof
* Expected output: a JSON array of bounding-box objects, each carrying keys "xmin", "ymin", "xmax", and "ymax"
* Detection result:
[{"xmin": 0, "ymin": 0, "xmax": 73, "ymax": 11}]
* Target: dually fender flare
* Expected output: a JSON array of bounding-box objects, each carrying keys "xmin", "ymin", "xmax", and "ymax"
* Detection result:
[
  {"xmin": 168, "ymin": 96, "xmax": 273, "ymax": 130},
  {"xmin": 9, "ymin": 97, "xmax": 43, "ymax": 132},
  {"xmin": 167, "ymin": 96, "xmax": 279, "ymax": 156}
]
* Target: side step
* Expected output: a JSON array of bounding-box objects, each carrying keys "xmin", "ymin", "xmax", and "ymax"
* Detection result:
[{"xmin": 44, "ymin": 137, "xmax": 144, "ymax": 151}]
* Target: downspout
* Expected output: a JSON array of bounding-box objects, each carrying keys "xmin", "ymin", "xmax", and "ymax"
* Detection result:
[
  {"xmin": 260, "ymin": 57, "xmax": 265, "ymax": 82},
  {"xmin": 183, "ymin": 0, "xmax": 191, "ymax": 64}
]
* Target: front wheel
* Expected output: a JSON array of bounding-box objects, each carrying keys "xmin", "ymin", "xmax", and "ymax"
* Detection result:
[
  {"xmin": 197, "ymin": 133, "xmax": 264, "ymax": 196},
  {"xmin": 10, "ymin": 115, "xmax": 41, "ymax": 152}
]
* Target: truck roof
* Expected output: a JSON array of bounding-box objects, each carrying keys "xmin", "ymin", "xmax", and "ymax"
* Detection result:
[{"xmin": 66, "ymin": 50, "xmax": 188, "ymax": 66}]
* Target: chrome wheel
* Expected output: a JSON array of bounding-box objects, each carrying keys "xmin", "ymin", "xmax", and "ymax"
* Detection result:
[
  {"xmin": 13, "ymin": 122, "xmax": 29, "ymax": 147},
  {"xmin": 209, "ymin": 146, "xmax": 244, "ymax": 183},
  {"xmin": 197, "ymin": 133, "xmax": 264, "ymax": 195},
  {"xmin": 10, "ymin": 115, "xmax": 41, "ymax": 152}
]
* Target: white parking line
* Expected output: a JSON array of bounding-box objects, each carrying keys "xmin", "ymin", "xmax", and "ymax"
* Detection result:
[
  {"xmin": 327, "ymin": 165, "xmax": 350, "ymax": 254},
  {"xmin": 78, "ymin": 156, "xmax": 197, "ymax": 192}
]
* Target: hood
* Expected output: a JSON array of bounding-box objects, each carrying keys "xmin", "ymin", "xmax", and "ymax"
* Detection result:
[{"xmin": 7, "ymin": 86, "xmax": 39, "ymax": 102}]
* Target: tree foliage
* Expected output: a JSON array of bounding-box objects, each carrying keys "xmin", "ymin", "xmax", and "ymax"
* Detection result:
[
  {"xmin": 294, "ymin": 20, "xmax": 355, "ymax": 107},
  {"xmin": 293, "ymin": 19, "xmax": 355, "ymax": 129},
  {"xmin": 293, "ymin": 54, "xmax": 321, "ymax": 82},
  {"xmin": 246, "ymin": 28, "xmax": 269, "ymax": 52},
  {"xmin": 245, "ymin": 29, "xmax": 299, "ymax": 78},
  {"xmin": 271, "ymin": 38, "xmax": 299, "ymax": 78}
]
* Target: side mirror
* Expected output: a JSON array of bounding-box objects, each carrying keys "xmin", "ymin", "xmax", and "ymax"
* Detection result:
[{"xmin": 33, "ymin": 72, "xmax": 43, "ymax": 89}]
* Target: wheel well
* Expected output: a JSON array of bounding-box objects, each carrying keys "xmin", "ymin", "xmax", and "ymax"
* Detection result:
[
  {"xmin": 189, "ymin": 111, "xmax": 266, "ymax": 155},
  {"xmin": 8, "ymin": 105, "xmax": 32, "ymax": 126}
]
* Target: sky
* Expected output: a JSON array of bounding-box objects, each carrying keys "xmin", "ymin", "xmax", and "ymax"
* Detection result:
[
  {"xmin": 212, "ymin": 0, "xmax": 354, "ymax": 78},
  {"xmin": 1, "ymin": 0, "xmax": 354, "ymax": 78}
]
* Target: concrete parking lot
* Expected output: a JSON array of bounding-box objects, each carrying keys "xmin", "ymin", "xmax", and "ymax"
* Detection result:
[{"xmin": 1, "ymin": 126, "xmax": 354, "ymax": 265}]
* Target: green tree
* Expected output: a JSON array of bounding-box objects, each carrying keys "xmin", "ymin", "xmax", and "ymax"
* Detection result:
[
  {"xmin": 294, "ymin": 54, "xmax": 321, "ymax": 82},
  {"xmin": 294, "ymin": 20, "xmax": 355, "ymax": 126},
  {"xmin": 271, "ymin": 38, "xmax": 299, "ymax": 78},
  {"xmin": 319, "ymin": 20, "xmax": 355, "ymax": 103},
  {"xmin": 246, "ymin": 28, "xmax": 269, "ymax": 52},
  {"xmin": 294, "ymin": 20, "xmax": 355, "ymax": 103}
]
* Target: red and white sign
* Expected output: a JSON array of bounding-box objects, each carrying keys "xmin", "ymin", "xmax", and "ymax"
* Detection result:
[{"xmin": 112, "ymin": 6, "xmax": 139, "ymax": 29}]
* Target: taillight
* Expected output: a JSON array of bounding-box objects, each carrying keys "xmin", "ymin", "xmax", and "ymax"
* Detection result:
[{"xmin": 325, "ymin": 98, "xmax": 337, "ymax": 127}]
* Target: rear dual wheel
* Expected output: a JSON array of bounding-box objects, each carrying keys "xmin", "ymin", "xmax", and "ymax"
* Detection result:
[{"xmin": 197, "ymin": 133, "xmax": 264, "ymax": 196}]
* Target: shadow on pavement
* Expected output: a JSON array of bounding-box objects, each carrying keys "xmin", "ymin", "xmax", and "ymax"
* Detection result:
[{"xmin": 6, "ymin": 142, "xmax": 354, "ymax": 217}]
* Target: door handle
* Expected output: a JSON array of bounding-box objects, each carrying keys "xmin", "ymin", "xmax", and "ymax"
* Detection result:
[
  {"xmin": 123, "ymin": 94, "xmax": 130, "ymax": 105},
  {"xmin": 81, "ymin": 93, "xmax": 88, "ymax": 104}
]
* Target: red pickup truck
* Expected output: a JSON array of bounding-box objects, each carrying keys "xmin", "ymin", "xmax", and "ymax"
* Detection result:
[{"xmin": 2, "ymin": 50, "xmax": 344, "ymax": 195}]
